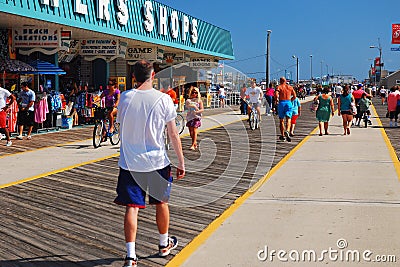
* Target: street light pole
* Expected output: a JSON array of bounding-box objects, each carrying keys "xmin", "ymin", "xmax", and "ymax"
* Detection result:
[
  {"xmin": 370, "ymin": 38, "xmax": 383, "ymax": 84},
  {"xmin": 320, "ymin": 61, "xmax": 323, "ymax": 84},
  {"xmin": 292, "ymin": 55, "xmax": 299, "ymax": 84},
  {"xmin": 310, "ymin": 55, "xmax": 313, "ymax": 83},
  {"xmin": 266, "ymin": 30, "xmax": 272, "ymax": 87}
]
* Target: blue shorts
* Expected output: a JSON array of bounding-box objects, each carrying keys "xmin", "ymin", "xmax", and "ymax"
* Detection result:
[
  {"xmin": 278, "ymin": 100, "xmax": 293, "ymax": 119},
  {"xmin": 114, "ymin": 166, "xmax": 173, "ymax": 208}
]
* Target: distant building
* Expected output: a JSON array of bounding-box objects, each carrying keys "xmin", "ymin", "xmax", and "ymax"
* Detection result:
[{"xmin": 380, "ymin": 70, "xmax": 400, "ymax": 88}]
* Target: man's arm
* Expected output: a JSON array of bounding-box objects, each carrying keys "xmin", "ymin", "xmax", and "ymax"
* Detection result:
[
  {"xmin": 291, "ymin": 87, "xmax": 297, "ymax": 101},
  {"xmin": 166, "ymin": 120, "xmax": 185, "ymax": 179}
]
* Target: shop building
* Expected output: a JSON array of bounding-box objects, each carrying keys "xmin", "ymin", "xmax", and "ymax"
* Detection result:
[
  {"xmin": 0, "ymin": 0, "xmax": 234, "ymax": 92},
  {"xmin": 0, "ymin": 0, "xmax": 234, "ymax": 131}
]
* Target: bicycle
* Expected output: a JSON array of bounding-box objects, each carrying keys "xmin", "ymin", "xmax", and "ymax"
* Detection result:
[
  {"xmin": 246, "ymin": 101, "xmax": 260, "ymax": 130},
  {"xmin": 175, "ymin": 112, "xmax": 185, "ymax": 135},
  {"xmin": 164, "ymin": 112, "xmax": 186, "ymax": 150},
  {"xmin": 93, "ymin": 106, "xmax": 120, "ymax": 148}
]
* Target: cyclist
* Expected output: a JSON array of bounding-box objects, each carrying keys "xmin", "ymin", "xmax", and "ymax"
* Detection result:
[
  {"xmin": 245, "ymin": 81, "xmax": 263, "ymax": 122},
  {"xmin": 100, "ymin": 79, "xmax": 120, "ymax": 134}
]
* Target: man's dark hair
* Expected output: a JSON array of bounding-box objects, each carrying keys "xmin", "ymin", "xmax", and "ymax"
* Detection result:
[
  {"xmin": 21, "ymin": 82, "xmax": 28, "ymax": 87},
  {"xmin": 132, "ymin": 60, "xmax": 153, "ymax": 83}
]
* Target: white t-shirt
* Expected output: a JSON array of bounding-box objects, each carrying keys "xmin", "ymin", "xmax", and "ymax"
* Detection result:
[
  {"xmin": 335, "ymin": 85, "xmax": 343, "ymax": 95},
  {"xmin": 245, "ymin": 86, "xmax": 263, "ymax": 103},
  {"xmin": 218, "ymin": 87, "xmax": 225, "ymax": 97},
  {"xmin": 117, "ymin": 88, "xmax": 176, "ymax": 172},
  {"xmin": 0, "ymin": 87, "xmax": 11, "ymax": 110}
]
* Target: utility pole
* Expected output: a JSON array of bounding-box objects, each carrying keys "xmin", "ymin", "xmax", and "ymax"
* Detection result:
[{"xmin": 266, "ymin": 30, "xmax": 272, "ymax": 87}]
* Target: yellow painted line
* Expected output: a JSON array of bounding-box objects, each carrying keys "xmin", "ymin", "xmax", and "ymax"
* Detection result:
[
  {"xmin": 167, "ymin": 125, "xmax": 319, "ymax": 267},
  {"xmin": 371, "ymin": 105, "xmax": 400, "ymax": 181},
  {"xmin": 0, "ymin": 153, "xmax": 120, "ymax": 189},
  {"xmin": 0, "ymin": 137, "xmax": 92, "ymax": 160}
]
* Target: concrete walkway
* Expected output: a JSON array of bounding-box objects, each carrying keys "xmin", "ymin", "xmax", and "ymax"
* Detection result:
[{"xmin": 175, "ymin": 109, "xmax": 400, "ymax": 266}]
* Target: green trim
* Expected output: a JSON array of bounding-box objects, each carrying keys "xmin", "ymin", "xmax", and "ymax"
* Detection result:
[{"xmin": 0, "ymin": 0, "xmax": 234, "ymax": 59}]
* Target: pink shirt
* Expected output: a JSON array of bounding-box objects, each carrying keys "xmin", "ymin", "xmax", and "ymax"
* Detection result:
[{"xmin": 387, "ymin": 91, "xmax": 400, "ymax": 111}]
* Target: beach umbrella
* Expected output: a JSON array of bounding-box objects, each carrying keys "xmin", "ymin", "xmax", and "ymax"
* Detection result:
[
  {"xmin": 0, "ymin": 59, "xmax": 37, "ymax": 88},
  {"xmin": 0, "ymin": 59, "xmax": 37, "ymax": 73}
]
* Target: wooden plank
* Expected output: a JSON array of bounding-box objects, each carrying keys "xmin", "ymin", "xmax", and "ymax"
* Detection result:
[{"xmin": 0, "ymin": 104, "xmax": 325, "ymax": 267}]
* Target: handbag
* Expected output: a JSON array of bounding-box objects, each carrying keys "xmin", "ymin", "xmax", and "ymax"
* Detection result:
[
  {"xmin": 309, "ymin": 98, "xmax": 319, "ymax": 112},
  {"xmin": 350, "ymin": 102, "xmax": 357, "ymax": 115}
]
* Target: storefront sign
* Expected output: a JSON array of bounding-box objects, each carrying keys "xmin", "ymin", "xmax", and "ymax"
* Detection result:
[
  {"xmin": 80, "ymin": 39, "xmax": 118, "ymax": 56},
  {"xmin": 163, "ymin": 52, "xmax": 184, "ymax": 64},
  {"xmin": 126, "ymin": 46, "xmax": 157, "ymax": 61},
  {"xmin": 189, "ymin": 57, "xmax": 215, "ymax": 68},
  {"xmin": 143, "ymin": 1, "xmax": 198, "ymax": 43},
  {"xmin": 39, "ymin": 0, "xmax": 199, "ymax": 44},
  {"xmin": 13, "ymin": 28, "xmax": 60, "ymax": 48}
]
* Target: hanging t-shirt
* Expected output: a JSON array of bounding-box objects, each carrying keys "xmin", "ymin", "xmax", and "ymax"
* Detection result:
[{"xmin": 117, "ymin": 88, "xmax": 176, "ymax": 172}]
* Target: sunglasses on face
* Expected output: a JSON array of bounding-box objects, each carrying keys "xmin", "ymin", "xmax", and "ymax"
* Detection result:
[{"xmin": 191, "ymin": 92, "xmax": 198, "ymax": 95}]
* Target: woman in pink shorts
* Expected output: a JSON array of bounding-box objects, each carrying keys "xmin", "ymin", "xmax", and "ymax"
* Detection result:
[{"xmin": 185, "ymin": 87, "xmax": 204, "ymax": 150}]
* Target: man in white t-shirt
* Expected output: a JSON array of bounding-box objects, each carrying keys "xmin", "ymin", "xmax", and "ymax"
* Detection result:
[
  {"xmin": 335, "ymin": 83, "xmax": 343, "ymax": 98},
  {"xmin": 0, "ymin": 87, "xmax": 16, "ymax": 146},
  {"xmin": 114, "ymin": 60, "xmax": 185, "ymax": 267},
  {"xmin": 245, "ymin": 81, "xmax": 263, "ymax": 121}
]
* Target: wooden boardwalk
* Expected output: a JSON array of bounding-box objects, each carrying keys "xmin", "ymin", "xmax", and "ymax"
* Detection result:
[{"xmin": 0, "ymin": 103, "xmax": 338, "ymax": 267}]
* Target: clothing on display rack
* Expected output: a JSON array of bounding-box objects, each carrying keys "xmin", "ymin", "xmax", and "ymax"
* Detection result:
[{"xmin": 6, "ymin": 99, "xmax": 18, "ymax": 132}]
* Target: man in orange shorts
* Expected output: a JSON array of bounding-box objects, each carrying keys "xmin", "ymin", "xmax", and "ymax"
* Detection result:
[{"xmin": 274, "ymin": 77, "xmax": 296, "ymax": 142}]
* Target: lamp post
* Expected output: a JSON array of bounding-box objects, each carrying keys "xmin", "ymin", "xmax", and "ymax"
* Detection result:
[
  {"xmin": 266, "ymin": 30, "xmax": 272, "ymax": 87},
  {"xmin": 320, "ymin": 61, "xmax": 323, "ymax": 84},
  {"xmin": 310, "ymin": 55, "xmax": 313, "ymax": 83},
  {"xmin": 370, "ymin": 38, "xmax": 382, "ymax": 84},
  {"xmin": 292, "ymin": 55, "xmax": 299, "ymax": 84}
]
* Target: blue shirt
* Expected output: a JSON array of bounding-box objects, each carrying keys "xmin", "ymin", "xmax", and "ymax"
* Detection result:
[
  {"xmin": 19, "ymin": 89, "xmax": 36, "ymax": 111},
  {"xmin": 292, "ymin": 97, "xmax": 301, "ymax": 115},
  {"xmin": 340, "ymin": 94, "xmax": 352, "ymax": 111}
]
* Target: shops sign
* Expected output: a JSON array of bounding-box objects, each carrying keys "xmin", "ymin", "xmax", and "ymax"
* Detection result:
[
  {"xmin": 39, "ymin": 0, "xmax": 199, "ymax": 44},
  {"xmin": 13, "ymin": 27, "xmax": 60, "ymax": 48},
  {"xmin": 143, "ymin": 1, "xmax": 198, "ymax": 44}
]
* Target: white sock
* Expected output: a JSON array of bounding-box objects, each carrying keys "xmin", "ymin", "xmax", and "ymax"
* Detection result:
[
  {"xmin": 126, "ymin": 242, "xmax": 136, "ymax": 259},
  {"xmin": 159, "ymin": 233, "xmax": 168, "ymax": 247}
]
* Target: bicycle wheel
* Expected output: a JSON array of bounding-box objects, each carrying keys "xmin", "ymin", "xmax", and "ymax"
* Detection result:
[
  {"xmin": 255, "ymin": 113, "xmax": 260, "ymax": 129},
  {"xmin": 110, "ymin": 123, "xmax": 120, "ymax": 145},
  {"xmin": 164, "ymin": 126, "xmax": 170, "ymax": 150},
  {"xmin": 93, "ymin": 121, "xmax": 103, "ymax": 148},
  {"xmin": 249, "ymin": 112, "xmax": 256, "ymax": 130},
  {"xmin": 176, "ymin": 113, "xmax": 185, "ymax": 134}
]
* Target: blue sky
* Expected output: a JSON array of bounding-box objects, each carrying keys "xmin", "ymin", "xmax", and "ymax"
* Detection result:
[{"xmin": 158, "ymin": 0, "xmax": 400, "ymax": 82}]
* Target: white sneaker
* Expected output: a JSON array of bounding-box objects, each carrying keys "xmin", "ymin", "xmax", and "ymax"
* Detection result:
[
  {"xmin": 0, "ymin": 134, "xmax": 5, "ymax": 140},
  {"xmin": 16, "ymin": 135, "xmax": 23, "ymax": 140},
  {"xmin": 27, "ymin": 135, "xmax": 32, "ymax": 140},
  {"xmin": 6, "ymin": 141, "xmax": 12, "ymax": 147}
]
